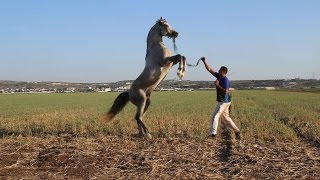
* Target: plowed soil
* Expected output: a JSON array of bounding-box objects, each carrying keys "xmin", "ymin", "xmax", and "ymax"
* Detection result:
[{"xmin": 0, "ymin": 135, "xmax": 319, "ymax": 179}]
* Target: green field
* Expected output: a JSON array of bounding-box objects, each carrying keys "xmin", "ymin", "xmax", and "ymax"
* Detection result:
[{"xmin": 0, "ymin": 90, "xmax": 319, "ymax": 143}]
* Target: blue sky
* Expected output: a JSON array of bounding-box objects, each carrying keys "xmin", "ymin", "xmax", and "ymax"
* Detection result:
[{"xmin": 1, "ymin": 0, "xmax": 319, "ymax": 82}]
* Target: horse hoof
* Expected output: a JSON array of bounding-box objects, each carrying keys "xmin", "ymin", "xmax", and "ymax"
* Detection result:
[
  {"xmin": 100, "ymin": 113, "xmax": 114, "ymax": 124},
  {"xmin": 100, "ymin": 115, "xmax": 109, "ymax": 123},
  {"xmin": 138, "ymin": 133, "xmax": 144, "ymax": 138},
  {"xmin": 145, "ymin": 133, "xmax": 152, "ymax": 140}
]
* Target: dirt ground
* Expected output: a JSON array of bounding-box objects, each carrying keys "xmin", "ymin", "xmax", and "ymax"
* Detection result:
[{"xmin": 0, "ymin": 134, "xmax": 319, "ymax": 179}]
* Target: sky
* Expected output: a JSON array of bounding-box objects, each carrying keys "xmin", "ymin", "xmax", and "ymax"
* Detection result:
[{"xmin": 0, "ymin": 0, "xmax": 319, "ymax": 82}]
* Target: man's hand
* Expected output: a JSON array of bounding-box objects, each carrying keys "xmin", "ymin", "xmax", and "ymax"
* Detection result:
[
  {"xmin": 215, "ymin": 79, "xmax": 219, "ymax": 86},
  {"xmin": 215, "ymin": 79, "xmax": 227, "ymax": 93},
  {"xmin": 201, "ymin": 57, "xmax": 216, "ymax": 75}
]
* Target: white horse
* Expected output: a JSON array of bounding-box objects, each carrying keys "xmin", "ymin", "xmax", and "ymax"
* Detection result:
[{"xmin": 102, "ymin": 17, "xmax": 186, "ymax": 139}]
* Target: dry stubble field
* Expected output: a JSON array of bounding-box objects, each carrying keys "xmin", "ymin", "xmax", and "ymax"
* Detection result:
[{"xmin": 0, "ymin": 90, "xmax": 319, "ymax": 179}]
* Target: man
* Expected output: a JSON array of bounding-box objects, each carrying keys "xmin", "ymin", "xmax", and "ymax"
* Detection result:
[{"xmin": 201, "ymin": 57, "xmax": 241, "ymax": 140}]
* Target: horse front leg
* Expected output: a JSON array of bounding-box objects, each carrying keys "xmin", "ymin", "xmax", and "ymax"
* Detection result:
[
  {"xmin": 160, "ymin": 54, "xmax": 185, "ymax": 67},
  {"xmin": 168, "ymin": 55, "xmax": 186, "ymax": 80},
  {"xmin": 177, "ymin": 56, "xmax": 186, "ymax": 80},
  {"xmin": 170, "ymin": 54, "xmax": 186, "ymax": 65},
  {"xmin": 162, "ymin": 54, "xmax": 186, "ymax": 79}
]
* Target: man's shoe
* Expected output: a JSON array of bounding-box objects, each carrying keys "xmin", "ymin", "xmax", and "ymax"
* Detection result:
[{"xmin": 235, "ymin": 132, "xmax": 241, "ymax": 140}]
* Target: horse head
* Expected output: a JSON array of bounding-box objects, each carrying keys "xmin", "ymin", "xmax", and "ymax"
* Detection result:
[
  {"xmin": 156, "ymin": 17, "xmax": 185, "ymax": 80},
  {"xmin": 157, "ymin": 17, "xmax": 178, "ymax": 39}
]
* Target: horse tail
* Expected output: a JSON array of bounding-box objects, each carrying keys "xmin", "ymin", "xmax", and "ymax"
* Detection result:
[{"xmin": 101, "ymin": 92, "xmax": 129, "ymax": 123}]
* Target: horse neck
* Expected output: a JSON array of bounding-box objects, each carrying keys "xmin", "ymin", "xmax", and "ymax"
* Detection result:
[{"xmin": 146, "ymin": 25, "xmax": 163, "ymax": 50}]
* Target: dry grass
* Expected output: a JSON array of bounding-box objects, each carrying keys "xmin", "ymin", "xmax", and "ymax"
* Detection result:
[
  {"xmin": 0, "ymin": 135, "xmax": 319, "ymax": 179},
  {"xmin": 0, "ymin": 90, "xmax": 319, "ymax": 178}
]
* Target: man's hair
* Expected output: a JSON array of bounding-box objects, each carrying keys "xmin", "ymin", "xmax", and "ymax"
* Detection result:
[{"xmin": 220, "ymin": 66, "xmax": 228, "ymax": 74}]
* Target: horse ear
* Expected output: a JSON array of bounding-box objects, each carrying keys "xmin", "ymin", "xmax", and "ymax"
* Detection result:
[{"xmin": 160, "ymin": 16, "xmax": 163, "ymax": 20}]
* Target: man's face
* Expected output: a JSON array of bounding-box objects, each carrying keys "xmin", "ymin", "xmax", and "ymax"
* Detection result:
[{"xmin": 219, "ymin": 68, "xmax": 226, "ymax": 76}]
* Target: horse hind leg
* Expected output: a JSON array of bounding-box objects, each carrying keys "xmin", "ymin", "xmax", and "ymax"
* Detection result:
[
  {"xmin": 137, "ymin": 122, "xmax": 145, "ymax": 137},
  {"xmin": 135, "ymin": 104, "xmax": 152, "ymax": 139},
  {"xmin": 143, "ymin": 95, "xmax": 151, "ymax": 115},
  {"xmin": 131, "ymin": 90, "xmax": 152, "ymax": 139}
]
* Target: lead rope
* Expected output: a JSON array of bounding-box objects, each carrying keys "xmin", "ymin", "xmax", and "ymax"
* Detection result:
[
  {"xmin": 186, "ymin": 58, "xmax": 202, "ymax": 67},
  {"xmin": 173, "ymin": 38, "xmax": 178, "ymax": 53},
  {"xmin": 173, "ymin": 38, "xmax": 203, "ymax": 67},
  {"xmin": 173, "ymin": 39, "xmax": 204, "ymax": 79}
]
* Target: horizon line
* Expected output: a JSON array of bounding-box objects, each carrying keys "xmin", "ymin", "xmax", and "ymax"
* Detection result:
[{"xmin": 1, "ymin": 78, "xmax": 319, "ymax": 84}]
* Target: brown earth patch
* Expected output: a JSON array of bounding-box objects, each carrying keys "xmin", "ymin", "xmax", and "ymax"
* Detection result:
[{"xmin": 0, "ymin": 135, "xmax": 319, "ymax": 179}]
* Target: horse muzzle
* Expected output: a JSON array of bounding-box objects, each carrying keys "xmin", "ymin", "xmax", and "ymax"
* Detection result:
[{"xmin": 170, "ymin": 31, "xmax": 178, "ymax": 38}]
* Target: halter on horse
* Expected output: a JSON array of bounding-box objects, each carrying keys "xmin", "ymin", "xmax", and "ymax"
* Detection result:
[{"xmin": 102, "ymin": 17, "xmax": 186, "ymax": 139}]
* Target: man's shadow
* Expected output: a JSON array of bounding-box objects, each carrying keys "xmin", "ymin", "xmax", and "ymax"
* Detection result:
[{"xmin": 218, "ymin": 122, "xmax": 234, "ymax": 162}]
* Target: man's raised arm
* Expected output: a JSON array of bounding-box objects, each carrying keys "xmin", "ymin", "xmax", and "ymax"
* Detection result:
[{"xmin": 201, "ymin": 57, "xmax": 216, "ymax": 76}]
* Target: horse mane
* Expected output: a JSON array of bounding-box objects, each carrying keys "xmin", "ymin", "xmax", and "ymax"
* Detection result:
[
  {"xmin": 147, "ymin": 24, "xmax": 157, "ymax": 42},
  {"xmin": 146, "ymin": 20, "xmax": 163, "ymax": 54},
  {"xmin": 147, "ymin": 18, "xmax": 167, "ymax": 43}
]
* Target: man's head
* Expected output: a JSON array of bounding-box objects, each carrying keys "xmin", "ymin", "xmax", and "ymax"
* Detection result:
[{"xmin": 219, "ymin": 66, "xmax": 228, "ymax": 76}]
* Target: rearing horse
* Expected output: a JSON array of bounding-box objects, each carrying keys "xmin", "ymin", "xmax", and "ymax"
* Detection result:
[{"xmin": 102, "ymin": 17, "xmax": 186, "ymax": 139}]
